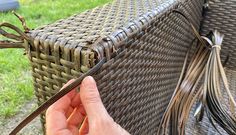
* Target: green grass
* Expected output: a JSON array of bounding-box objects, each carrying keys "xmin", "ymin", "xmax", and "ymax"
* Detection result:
[{"xmin": 0, "ymin": 0, "xmax": 111, "ymax": 117}]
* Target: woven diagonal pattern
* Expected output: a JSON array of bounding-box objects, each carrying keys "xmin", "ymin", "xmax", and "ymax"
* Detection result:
[
  {"xmin": 201, "ymin": 0, "xmax": 236, "ymax": 69},
  {"xmin": 93, "ymin": 1, "xmax": 203, "ymax": 134},
  {"xmin": 29, "ymin": 0, "xmax": 177, "ymax": 104},
  {"xmin": 28, "ymin": 0, "xmax": 179, "ymax": 127},
  {"xmin": 30, "ymin": 0, "xmax": 176, "ymax": 47},
  {"xmin": 27, "ymin": 0, "xmax": 205, "ymax": 134},
  {"xmin": 186, "ymin": 68, "xmax": 236, "ymax": 135}
]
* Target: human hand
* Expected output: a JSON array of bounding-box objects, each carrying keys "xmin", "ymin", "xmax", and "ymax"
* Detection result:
[{"xmin": 46, "ymin": 76, "xmax": 130, "ymax": 135}]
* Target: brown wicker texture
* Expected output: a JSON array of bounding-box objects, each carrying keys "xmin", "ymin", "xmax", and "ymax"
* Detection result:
[
  {"xmin": 26, "ymin": 0, "xmax": 204, "ymax": 134},
  {"xmin": 29, "ymin": 0, "xmax": 181, "ymax": 101},
  {"xmin": 201, "ymin": 0, "xmax": 236, "ymax": 69},
  {"xmin": 189, "ymin": 0, "xmax": 236, "ymax": 134},
  {"xmin": 15, "ymin": 0, "xmax": 236, "ymax": 134},
  {"xmin": 186, "ymin": 68, "xmax": 236, "ymax": 135},
  {"xmin": 93, "ymin": 3, "xmax": 203, "ymax": 134}
]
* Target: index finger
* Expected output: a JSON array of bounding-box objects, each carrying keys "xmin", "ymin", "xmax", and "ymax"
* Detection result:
[
  {"xmin": 46, "ymin": 79, "xmax": 79, "ymax": 134},
  {"xmin": 48, "ymin": 79, "xmax": 77, "ymax": 112}
]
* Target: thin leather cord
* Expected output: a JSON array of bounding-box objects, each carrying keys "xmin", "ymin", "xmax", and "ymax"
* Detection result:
[{"xmin": 9, "ymin": 58, "xmax": 106, "ymax": 135}]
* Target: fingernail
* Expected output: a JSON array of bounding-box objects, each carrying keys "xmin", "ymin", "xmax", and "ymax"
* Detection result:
[{"xmin": 82, "ymin": 76, "xmax": 96, "ymax": 89}]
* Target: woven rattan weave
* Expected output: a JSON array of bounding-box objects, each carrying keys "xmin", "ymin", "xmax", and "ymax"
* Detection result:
[
  {"xmin": 186, "ymin": 68, "xmax": 236, "ymax": 135},
  {"xmin": 201, "ymin": 0, "xmax": 236, "ymax": 69},
  {"xmin": 27, "ymin": 0, "xmax": 204, "ymax": 134},
  {"xmin": 1, "ymin": 0, "xmax": 236, "ymax": 134}
]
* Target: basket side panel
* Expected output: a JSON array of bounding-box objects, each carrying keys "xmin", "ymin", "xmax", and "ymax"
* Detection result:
[
  {"xmin": 186, "ymin": 68, "xmax": 236, "ymax": 135},
  {"xmin": 27, "ymin": 0, "xmax": 205, "ymax": 134},
  {"xmin": 201, "ymin": 0, "xmax": 236, "ymax": 69},
  {"xmin": 94, "ymin": 0, "xmax": 204, "ymax": 134}
]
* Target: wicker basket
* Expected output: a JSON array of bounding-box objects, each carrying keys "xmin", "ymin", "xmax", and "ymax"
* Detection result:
[{"xmin": 2, "ymin": 0, "xmax": 236, "ymax": 134}]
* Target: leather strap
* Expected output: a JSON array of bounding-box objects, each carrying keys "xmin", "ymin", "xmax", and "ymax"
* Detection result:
[{"xmin": 9, "ymin": 58, "xmax": 106, "ymax": 135}]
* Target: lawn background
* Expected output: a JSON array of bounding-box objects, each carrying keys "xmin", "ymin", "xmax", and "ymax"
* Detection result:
[{"xmin": 0, "ymin": 0, "xmax": 111, "ymax": 117}]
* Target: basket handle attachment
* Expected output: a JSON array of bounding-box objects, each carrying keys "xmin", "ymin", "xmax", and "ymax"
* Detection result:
[{"xmin": 0, "ymin": 12, "xmax": 31, "ymax": 49}]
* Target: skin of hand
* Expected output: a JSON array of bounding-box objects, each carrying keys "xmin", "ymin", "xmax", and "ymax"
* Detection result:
[{"xmin": 46, "ymin": 76, "xmax": 130, "ymax": 135}]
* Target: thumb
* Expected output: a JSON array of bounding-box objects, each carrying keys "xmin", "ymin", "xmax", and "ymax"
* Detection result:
[{"xmin": 80, "ymin": 76, "xmax": 109, "ymax": 121}]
